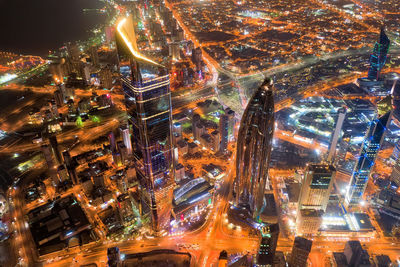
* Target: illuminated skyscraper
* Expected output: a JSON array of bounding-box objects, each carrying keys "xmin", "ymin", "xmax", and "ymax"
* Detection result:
[
  {"xmin": 257, "ymin": 223, "xmax": 279, "ymax": 266},
  {"xmin": 390, "ymin": 156, "xmax": 400, "ymax": 186},
  {"xmin": 335, "ymin": 132, "xmax": 352, "ymax": 169},
  {"xmin": 119, "ymin": 126, "xmax": 132, "ymax": 155},
  {"xmin": 298, "ymin": 164, "xmax": 335, "ymax": 212},
  {"xmin": 367, "ymin": 28, "xmax": 390, "ymax": 81},
  {"xmin": 327, "ymin": 108, "xmax": 346, "ymax": 163},
  {"xmin": 116, "ymin": 17, "xmax": 174, "ymax": 231},
  {"xmin": 345, "ymin": 99, "xmax": 393, "ymax": 206},
  {"xmin": 234, "ymin": 78, "xmax": 274, "ymax": 219}
]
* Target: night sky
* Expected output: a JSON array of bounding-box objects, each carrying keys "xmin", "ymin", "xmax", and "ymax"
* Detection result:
[{"xmin": 0, "ymin": 0, "xmax": 105, "ymax": 56}]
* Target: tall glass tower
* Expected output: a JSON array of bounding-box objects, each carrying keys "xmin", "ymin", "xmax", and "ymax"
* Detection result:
[
  {"xmin": 116, "ymin": 17, "xmax": 174, "ymax": 231},
  {"xmin": 234, "ymin": 78, "xmax": 274, "ymax": 219},
  {"xmin": 345, "ymin": 104, "xmax": 392, "ymax": 206},
  {"xmin": 367, "ymin": 27, "xmax": 390, "ymax": 81}
]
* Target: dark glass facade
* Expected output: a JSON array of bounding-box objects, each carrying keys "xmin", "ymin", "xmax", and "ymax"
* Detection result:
[
  {"xmin": 310, "ymin": 172, "xmax": 334, "ymax": 189},
  {"xmin": 346, "ymin": 111, "xmax": 392, "ymax": 205},
  {"xmin": 289, "ymin": 237, "xmax": 312, "ymax": 267},
  {"xmin": 234, "ymin": 78, "xmax": 274, "ymax": 218},
  {"xmin": 116, "ymin": 17, "xmax": 174, "ymax": 231},
  {"xmin": 367, "ymin": 28, "xmax": 390, "ymax": 80}
]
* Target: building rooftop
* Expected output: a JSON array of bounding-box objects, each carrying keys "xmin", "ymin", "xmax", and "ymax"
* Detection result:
[
  {"xmin": 307, "ymin": 163, "xmax": 336, "ymax": 173},
  {"xmin": 375, "ymin": 255, "xmax": 392, "ymax": 267},
  {"xmin": 293, "ymin": 236, "xmax": 312, "ymax": 252},
  {"xmin": 332, "ymin": 252, "xmax": 348, "ymax": 267},
  {"xmin": 286, "ymin": 182, "xmax": 300, "ymax": 203},
  {"xmin": 122, "ymin": 249, "xmax": 191, "ymax": 267},
  {"xmin": 348, "ymin": 213, "xmax": 374, "ymax": 231},
  {"xmin": 299, "ymin": 209, "xmax": 324, "ymax": 217}
]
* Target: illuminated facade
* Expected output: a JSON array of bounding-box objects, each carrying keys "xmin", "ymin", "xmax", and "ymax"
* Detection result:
[
  {"xmin": 367, "ymin": 28, "xmax": 390, "ymax": 81},
  {"xmin": 327, "ymin": 108, "xmax": 346, "ymax": 163},
  {"xmin": 234, "ymin": 78, "xmax": 274, "ymax": 219},
  {"xmin": 298, "ymin": 164, "xmax": 335, "ymax": 212},
  {"xmin": 119, "ymin": 126, "xmax": 132, "ymax": 155},
  {"xmin": 391, "ymin": 158, "xmax": 400, "ymax": 188},
  {"xmin": 335, "ymin": 132, "xmax": 351, "ymax": 169},
  {"xmin": 346, "ymin": 107, "xmax": 392, "ymax": 206},
  {"xmin": 116, "ymin": 17, "xmax": 174, "ymax": 231}
]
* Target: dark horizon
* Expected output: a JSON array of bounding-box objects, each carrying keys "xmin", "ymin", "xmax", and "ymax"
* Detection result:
[{"xmin": 0, "ymin": 0, "xmax": 105, "ymax": 56}]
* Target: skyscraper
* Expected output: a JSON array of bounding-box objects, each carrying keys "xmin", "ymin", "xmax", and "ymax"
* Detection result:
[
  {"xmin": 390, "ymin": 141, "xmax": 400, "ymax": 163},
  {"xmin": 108, "ymin": 131, "xmax": 116, "ymax": 153},
  {"xmin": 192, "ymin": 113, "xmax": 201, "ymax": 141},
  {"xmin": 226, "ymin": 108, "xmax": 236, "ymax": 138},
  {"xmin": 289, "ymin": 237, "xmax": 312, "ymax": 267},
  {"xmin": 298, "ymin": 164, "xmax": 335, "ymax": 212},
  {"xmin": 357, "ymin": 28, "xmax": 390, "ymax": 95},
  {"xmin": 116, "ymin": 17, "xmax": 174, "ymax": 231},
  {"xmin": 89, "ymin": 45, "xmax": 99, "ymax": 67},
  {"xmin": 345, "ymin": 106, "xmax": 393, "ymax": 206},
  {"xmin": 391, "ymin": 77, "xmax": 400, "ymax": 121},
  {"xmin": 62, "ymin": 151, "xmax": 79, "ymax": 185},
  {"xmin": 327, "ymin": 108, "xmax": 346, "ymax": 163},
  {"xmin": 49, "ymin": 135, "xmax": 62, "ymax": 165},
  {"xmin": 99, "ymin": 65, "xmax": 113, "ymax": 89},
  {"xmin": 169, "ymin": 42, "xmax": 180, "ymax": 61},
  {"xmin": 390, "ymin": 156, "xmax": 400, "ymax": 186},
  {"xmin": 335, "ymin": 132, "xmax": 351, "ymax": 169},
  {"xmin": 41, "ymin": 144, "xmax": 55, "ymax": 169},
  {"xmin": 219, "ymin": 114, "xmax": 229, "ymax": 153},
  {"xmin": 257, "ymin": 223, "xmax": 279, "ymax": 266},
  {"xmin": 234, "ymin": 78, "xmax": 274, "ymax": 219},
  {"xmin": 343, "ymin": 241, "xmax": 371, "ymax": 267},
  {"xmin": 119, "ymin": 126, "xmax": 132, "ymax": 155},
  {"xmin": 367, "ymin": 28, "xmax": 390, "ymax": 81},
  {"xmin": 218, "ymin": 250, "xmax": 228, "ymax": 267}
]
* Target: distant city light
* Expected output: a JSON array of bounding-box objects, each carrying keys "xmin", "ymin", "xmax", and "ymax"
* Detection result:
[{"xmin": 0, "ymin": 73, "xmax": 17, "ymax": 85}]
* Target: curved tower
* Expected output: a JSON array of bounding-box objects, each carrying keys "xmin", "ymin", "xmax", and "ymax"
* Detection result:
[{"xmin": 234, "ymin": 78, "xmax": 275, "ymax": 219}]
